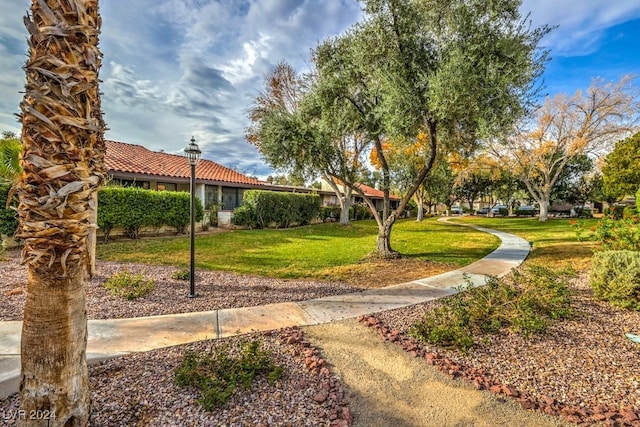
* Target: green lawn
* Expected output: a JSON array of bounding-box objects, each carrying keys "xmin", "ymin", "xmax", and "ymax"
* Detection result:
[
  {"xmin": 96, "ymin": 218, "xmax": 500, "ymax": 280},
  {"xmin": 453, "ymin": 216, "xmax": 599, "ymax": 271}
]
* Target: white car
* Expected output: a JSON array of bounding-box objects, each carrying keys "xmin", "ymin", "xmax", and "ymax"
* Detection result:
[{"xmin": 450, "ymin": 206, "xmax": 463, "ymax": 215}]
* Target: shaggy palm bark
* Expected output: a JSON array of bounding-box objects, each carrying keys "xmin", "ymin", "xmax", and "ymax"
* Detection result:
[{"xmin": 16, "ymin": 1, "xmax": 105, "ymax": 425}]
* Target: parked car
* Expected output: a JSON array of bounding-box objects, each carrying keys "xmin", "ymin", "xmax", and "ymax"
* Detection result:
[
  {"xmin": 515, "ymin": 205, "xmax": 537, "ymax": 216},
  {"xmin": 476, "ymin": 207, "xmax": 490, "ymax": 216},
  {"xmin": 450, "ymin": 206, "xmax": 463, "ymax": 215},
  {"xmin": 490, "ymin": 205, "xmax": 508, "ymax": 216}
]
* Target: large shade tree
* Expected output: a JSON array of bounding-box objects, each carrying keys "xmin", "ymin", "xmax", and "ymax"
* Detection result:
[
  {"xmin": 247, "ymin": 62, "xmax": 366, "ymax": 225},
  {"xmin": 15, "ymin": 0, "xmax": 106, "ymax": 424},
  {"xmin": 313, "ymin": 0, "xmax": 549, "ymax": 256},
  {"xmin": 601, "ymin": 131, "xmax": 640, "ymax": 200},
  {"xmin": 251, "ymin": 0, "xmax": 549, "ymax": 257},
  {"xmin": 501, "ymin": 76, "xmax": 639, "ymax": 221}
]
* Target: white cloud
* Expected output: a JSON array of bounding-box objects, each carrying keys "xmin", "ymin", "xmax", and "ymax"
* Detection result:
[{"xmin": 1, "ymin": 0, "xmax": 637, "ymax": 179}]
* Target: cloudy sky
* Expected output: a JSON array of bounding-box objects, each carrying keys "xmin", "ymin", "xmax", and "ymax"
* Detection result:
[{"xmin": 1, "ymin": 1, "xmax": 639, "ymax": 178}]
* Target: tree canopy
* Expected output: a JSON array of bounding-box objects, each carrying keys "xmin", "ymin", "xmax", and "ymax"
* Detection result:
[
  {"xmin": 248, "ymin": 0, "xmax": 550, "ymax": 256},
  {"xmin": 602, "ymin": 131, "xmax": 640, "ymax": 200},
  {"xmin": 498, "ymin": 75, "xmax": 639, "ymax": 221}
]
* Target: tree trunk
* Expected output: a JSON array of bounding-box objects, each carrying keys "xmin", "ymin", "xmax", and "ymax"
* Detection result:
[
  {"xmin": 376, "ymin": 214, "xmax": 400, "ymax": 258},
  {"xmin": 17, "ymin": 1, "xmax": 105, "ymax": 425},
  {"xmin": 339, "ymin": 186, "xmax": 352, "ymax": 225},
  {"xmin": 20, "ymin": 269, "xmax": 90, "ymax": 426},
  {"xmin": 416, "ymin": 202, "xmax": 424, "ymax": 221},
  {"xmin": 538, "ymin": 196, "xmax": 550, "ymax": 222}
]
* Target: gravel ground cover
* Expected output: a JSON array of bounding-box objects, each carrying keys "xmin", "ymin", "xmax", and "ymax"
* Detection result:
[
  {"xmin": 2, "ymin": 249, "xmax": 640, "ymax": 426},
  {"xmin": 365, "ymin": 273, "xmax": 640, "ymax": 426},
  {"xmin": 0, "ymin": 250, "xmax": 362, "ymax": 321}
]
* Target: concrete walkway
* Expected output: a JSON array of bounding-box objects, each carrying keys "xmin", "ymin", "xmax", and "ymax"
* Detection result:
[{"xmin": 0, "ymin": 220, "xmax": 530, "ymax": 399}]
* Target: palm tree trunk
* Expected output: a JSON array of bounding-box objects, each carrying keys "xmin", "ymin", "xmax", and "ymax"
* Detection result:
[{"xmin": 16, "ymin": 1, "xmax": 105, "ymax": 425}]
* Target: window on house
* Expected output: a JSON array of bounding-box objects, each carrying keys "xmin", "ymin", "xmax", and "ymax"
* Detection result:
[
  {"xmin": 114, "ymin": 179, "xmax": 150, "ymax": 189},
  {"xmin": 205, "ymin": 186, "xmax": 219, "ymax": 210},
  {"xmin": 157, "ymin": 182, "xmax": 177, "ymax": 191}
]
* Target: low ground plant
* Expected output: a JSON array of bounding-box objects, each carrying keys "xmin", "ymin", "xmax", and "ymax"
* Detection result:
[
  {"xmin": 410, "ymin": 266, "xmax": 574, "ymax": 353},
  {"xmin": 592, "ymin": 214, "xmax": 640, "ymax": 251},
  {"xmin": 174, "ymin": 339, "xmax": 284, "ymax": 410},
  {"xmin": 590, "ymin": 250, "xmax": 640, "ymax": 311},
  {"xmin": 104, "ymin": 270, "xmax": 156, "ymax": 300},
  {"xmin": 171, "ymin": 269, "xmax": 190, "ymax": 281}
]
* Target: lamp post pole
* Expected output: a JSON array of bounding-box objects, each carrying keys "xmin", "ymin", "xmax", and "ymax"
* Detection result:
[{"xmin": 184, "ymin": 136, "xmax": 201, "ymax": 298}]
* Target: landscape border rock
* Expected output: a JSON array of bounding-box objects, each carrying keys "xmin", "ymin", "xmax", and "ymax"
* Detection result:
[{"xmin": 357, "ymin": 313, "xmax": 640, "ymax": 426}]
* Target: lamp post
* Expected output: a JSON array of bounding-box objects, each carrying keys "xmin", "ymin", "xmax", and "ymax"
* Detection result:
[{"xmin": 184, "ymin": 136, "xmax": 201, "ymax": 298}]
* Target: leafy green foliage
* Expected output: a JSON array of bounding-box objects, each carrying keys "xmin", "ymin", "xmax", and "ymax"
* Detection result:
[
  {"xmin": 174, "ymin": 339, "xmax": 284, "ymax": 410},
  {"xmin": 97, "ymin": 187, "xmax": 204, "ymax": 240},
  {"xmin": 171, "ymin": 269, "xmax": 190, "ymax": 280},
  {"xmin": 232, "ymin": 190, "xmax": 321, "ymax": 228},
  {"xmin": 551, "ymin": 154, "xmax": 597, "ymax": 207},
  {"xmin": 104, "ymin": 270, "xmax": 155, "ymax": 300},
  {"xmin": 0, "ymin": 184, "xmax": 18, "ymax": 237},
  {"xmin": 249, "ymin": 0, "xmax": 550, "ymax": 255},
  {"xmin": 602, "ymin": 132, "xmax": 640, "ymax": 200},
  {"xmin": 410, "ymin": 266, "xmax": 574, "ymax": 352},
  {"xmin": 0, "ymin": 135, "xmax": 22, "ymax": 185},
  {"xmin": 593, "ymin": 214, "xmax": 640, "ymax": 251},
  {"xmin": 590, "ymin": 250, "xmax": 640, "ymax": 311}
]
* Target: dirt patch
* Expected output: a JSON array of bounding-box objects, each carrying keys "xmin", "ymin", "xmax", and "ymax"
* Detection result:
[
  {"xmin": 322, "ymin": 258, "xmax": 456, "ymax": 288},
  {"xmin": 304, "ymin": 319, "xmax": 570, "ymax": 427}
]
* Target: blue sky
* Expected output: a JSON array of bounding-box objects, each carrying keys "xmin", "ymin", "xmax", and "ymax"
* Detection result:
[{"xmin": 1, "ymin": 1, "xmax": 639, "ymax": 178}]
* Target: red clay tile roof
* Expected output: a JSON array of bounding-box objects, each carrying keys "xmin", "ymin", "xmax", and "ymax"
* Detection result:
[
  {"xmin": 355, "ymin": 182, "xmax": 401, "ymax": 200},
  {"xmin": 105, "ymin": 140, "xmax": 260, "ymax": 186}
]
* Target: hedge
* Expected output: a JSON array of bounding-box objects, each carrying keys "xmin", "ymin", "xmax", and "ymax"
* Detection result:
[
  {"xmin": 233, "ymin": 190, "xmax": 321, "ymax": 228},
  {"xmin": 98, "ymin": 187, "xmax": 203, "ymax": 240},
  {"xmin": 0, "ymin": 184, "xmax": 18, "ymax": 237},
  {"xmin": 590, "ymin": 250, "xmax": 640, "ymax": 311}
]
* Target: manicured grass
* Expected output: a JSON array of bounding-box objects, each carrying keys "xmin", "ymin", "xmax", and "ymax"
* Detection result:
[
  {"xmin": 96, "ymin": 218, "xmax": 500, "ymax": 280},
  {"xmin": 454, "ymin": 216, "xmax": 599, "ymax": 271}
]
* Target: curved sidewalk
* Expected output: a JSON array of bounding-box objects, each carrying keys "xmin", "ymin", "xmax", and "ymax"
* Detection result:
[{"xmin": 0, "ymin": 221, "xmax": 530, "ymax": 398}]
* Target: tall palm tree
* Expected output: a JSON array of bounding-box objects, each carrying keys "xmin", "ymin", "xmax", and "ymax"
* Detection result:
[{"xmin": 16, "ymin": 1, "xmax": 105, "ymax": 425}]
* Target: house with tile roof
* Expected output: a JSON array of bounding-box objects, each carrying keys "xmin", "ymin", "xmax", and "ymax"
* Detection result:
[
  {"xmin": 105, "ymin": 140, "xmax": 401, "ymax": 219},
  {"xmin": 106, "ymin": 140, "xmax": 269, "ymax": 211},
  {"xmin": 319, "ymin": 179, "xmax": 400, "ymax": 212}
]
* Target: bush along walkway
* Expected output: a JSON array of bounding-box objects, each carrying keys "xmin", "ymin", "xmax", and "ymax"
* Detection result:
[{"xmin": 0, "ymin": 220, "xmax": 530, "ymax": 399}]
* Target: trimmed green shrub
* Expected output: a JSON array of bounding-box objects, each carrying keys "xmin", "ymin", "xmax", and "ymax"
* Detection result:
[
  {"xmin": 350, "ymin": 203, "xmax": 373, "ymax": 221},
  {"xmin": 98, "ymin": 187, "xmax": 203, "ymax": 240},
  {"xmin": 0, "ymin": 184, "xmax": 18, "ymax": 237},
  {"xmin": 410, "ymin": 266, "xmax": 574, "ymax": 353},
  {"xmin": 593, "ymin": 215, "xmax": 640, "ymax": 251},
  {"xmin": 623, "ymin": 206, "xmax": 637, "ymax": 218},
  {"xmin": 573, "ymin": 206, "xmax": 593, "ymax": 218},
  {"xmin": 104, "ymin": 269, "xmax": 156, "ymax": 300},
  {"xmin": 604, "ymin": 205, "xmax": 626, "ymax": 220},
  {"xmin": 231, "ymin": 205, "xmax": 257, "ymax": 228},
  {"xmin": 232, "ymin": 190, "xmax": 321, "ymax": 228},
  {"xmin": 320, "ymin": 206, "xmax": 341, "ymax": 222},
  {"xmin": 174, "ymin": 339, "xmax": 284, "ymax": 410},
  {"xmin": 590, "ymin": 250, "xmax": 640, "ymax": 311},
  {"xmin": 163, "ymin": 191, "xmax": 205, "ymax": 234}
]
